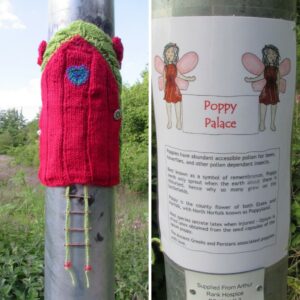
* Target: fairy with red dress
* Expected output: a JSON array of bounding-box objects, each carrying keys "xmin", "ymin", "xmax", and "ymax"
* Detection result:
[
  {"xmin": 242, "ymin": 44, "xmax": 291, "ymax": 132},
  {"xmin": 155, "ymin": 43, "xmax": 198, "ymax": 130}
]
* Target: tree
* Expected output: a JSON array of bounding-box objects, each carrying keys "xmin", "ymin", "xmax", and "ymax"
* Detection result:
[
  {"xmin": 120, "ymin": 69, "xmax": 148, "ymax": 193},
  {"xmin": 0, "ymin": 109, "xmax": 27, "ymax": 150}
]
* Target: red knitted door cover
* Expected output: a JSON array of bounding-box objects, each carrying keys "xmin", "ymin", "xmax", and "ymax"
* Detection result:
[{"xmin": 37, "ymin": 21, "xmax": 123, "ymax": 187}]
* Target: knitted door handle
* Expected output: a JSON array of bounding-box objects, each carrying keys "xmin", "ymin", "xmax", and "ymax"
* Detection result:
[{"xmin": 37, "ymin": 21, "xmax": 123, "ymax": 187}]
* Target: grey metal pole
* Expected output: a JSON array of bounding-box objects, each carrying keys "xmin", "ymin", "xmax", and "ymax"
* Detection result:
[
  {"xmin": 152, "ymin": 1, "xmax": 296, "ymax": 300},
  {"xmin": 48, "ymin": 0, "xmax": 114, "ymax": 37},
  {"xmin": 44, "ymin": 1, "xmax": 115, "ymax": 299}
]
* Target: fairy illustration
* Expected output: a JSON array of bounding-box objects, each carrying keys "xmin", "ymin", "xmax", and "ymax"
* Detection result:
[
  {"xmin": 154, "ymin": 43, "xmax": 198, "ymax": 130},
  {"xmin": 242, "ymin": 44, "xmax": 291, "ymax": 132}
]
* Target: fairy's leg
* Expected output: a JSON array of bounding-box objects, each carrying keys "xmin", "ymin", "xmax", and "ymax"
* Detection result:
[
  {"xmin": 180, "ymin": 101, "xmax": 183, "ymax": 126},
  {"xmin": 166, "ymin": 102, "xmax": 172, "ymax": 129},
  {"xmin": 270, "ymin": 104, "xmax": 277, "ymax": 131},
  {"xmin": 259, "ymin": 103, "xmax": 267, "ymax": 131},
  {"xmin": 175, "ymin": 102, "xmax": 182, "ymax": 130}
]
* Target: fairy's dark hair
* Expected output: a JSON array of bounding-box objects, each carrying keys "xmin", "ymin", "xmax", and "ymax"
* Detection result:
[
  {"xmin": 163, "ymin": 43, "xmax": 179, "ymax": 64},
  {"xmin": 262, "ymin": 44, "xmax": 280, "ymax": 67}
]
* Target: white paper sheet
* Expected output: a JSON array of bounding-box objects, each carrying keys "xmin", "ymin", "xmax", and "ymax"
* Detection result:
[{"xmin": 152, "ymin": 16, "xmax": 296, "ymax": 273}]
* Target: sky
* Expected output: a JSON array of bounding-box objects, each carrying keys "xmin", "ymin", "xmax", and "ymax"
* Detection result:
[{"xmin": 0, "ymin": 0, "xmax": 148, "ymax": 121}]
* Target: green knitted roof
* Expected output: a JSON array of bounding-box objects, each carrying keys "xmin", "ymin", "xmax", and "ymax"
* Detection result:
[{"xmin": 41, "ymin": 20, "xmax": 122, "ymax": 89}]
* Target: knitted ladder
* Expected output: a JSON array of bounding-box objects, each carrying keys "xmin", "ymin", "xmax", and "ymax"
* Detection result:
[
  {"xmin": 64, "ymin": 186, "xmax": 76, "ymax": 286},
  {"xmin": 83, "ymin": 185, "xmax": 92, "ymax": 288},
  {"xmin": 64, "ymin": 186, "xmax": 91, "ymax": 288}
]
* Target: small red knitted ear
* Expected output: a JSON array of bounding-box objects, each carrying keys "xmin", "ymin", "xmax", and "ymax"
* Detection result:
[
  {"xmin": 112, "ymin": 37, "xmax": 123, "ymax": 67},
  {"xmin": 37, "ymin": 40, "xmax": 47, "ymax": 66}
]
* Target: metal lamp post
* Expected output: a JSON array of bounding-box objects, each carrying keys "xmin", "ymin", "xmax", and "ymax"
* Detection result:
[
  {"xmin": 152, "ymin": 1, "xmax": 296, "ymax": 299},
  {"xmin": 44, "ymin": 1, "xmax": 115, "ymax": 299}
]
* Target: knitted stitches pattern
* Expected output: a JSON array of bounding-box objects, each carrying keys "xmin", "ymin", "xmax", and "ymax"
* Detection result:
[
  {"xmin": 41, "ymin": 20, "xmax": 122, "ymax": 90},
  {"xmin": 38, "ymin": 21, "xmax": 123, "ymax": 187}
]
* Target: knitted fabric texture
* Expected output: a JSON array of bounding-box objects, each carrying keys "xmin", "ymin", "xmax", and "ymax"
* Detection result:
[{"xmin": 38, "ymin": 21, "xmax": 123, "ymax": 187}]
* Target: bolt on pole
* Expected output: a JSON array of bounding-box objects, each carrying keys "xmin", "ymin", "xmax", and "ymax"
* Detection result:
[
  {"xmin": 44, "ymin": 1, "xmax": 115, "ymax": 299},
  {"xmin": 152, "ymin": 1, "xmax": 296, "ymax": 300}
]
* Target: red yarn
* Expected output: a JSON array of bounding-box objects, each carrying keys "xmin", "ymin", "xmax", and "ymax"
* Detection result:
[
  {"xmin": 64, "ymin": 261, "xmax": 72, "ymax": 269},
  {"xmin": 39, "ymin": 36, "xmax": 121, "ymax": 187},
  {"xmin": 84, "ymin": 265, "xmax": 92, "ymax": 271},
  {"xmin": 112, "ymin": 37, "xmax": 123, "ymax": 66},
  {"xmin": 37, "ymin": 40, "xmax": 47, "ymax": 66}
]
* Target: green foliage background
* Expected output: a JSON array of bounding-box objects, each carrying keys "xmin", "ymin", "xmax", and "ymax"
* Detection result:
[
  {"xmin": 120, "ymin": 70, "xmax": 148, "ymax": 193},
  {"xmin": 0, "ymin": 71, "xmax": 149, "ymax": 193},
  {"xmin": 0, "ymin": 109, "xmax": 26, "ymax": 154},
  {"xmin": 0, "ymin": 71, "xmax": 148, "ymax": 299}
]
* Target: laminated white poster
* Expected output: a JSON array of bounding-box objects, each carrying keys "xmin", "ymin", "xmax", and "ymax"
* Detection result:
[{"xmin": 152, "ymin": 17, "xmax": 296, "ymax": 273}]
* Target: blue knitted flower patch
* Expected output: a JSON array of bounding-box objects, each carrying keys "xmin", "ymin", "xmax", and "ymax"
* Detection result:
[{"xmin": 66, "ymin": 65, "xmax": 90, "ymax": 86}]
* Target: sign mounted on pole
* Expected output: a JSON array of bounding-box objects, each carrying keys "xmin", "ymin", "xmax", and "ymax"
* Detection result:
[{"xmin": 152, "ymin": 1, "xmax": 296, "ymax": 299}]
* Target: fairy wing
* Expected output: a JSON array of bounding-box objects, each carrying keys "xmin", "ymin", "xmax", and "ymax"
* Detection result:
[
  {"xmin": 252, "ymin": 79, "xmax": 267, "ymax": 92},
  {"xmin": 154, "ymin": 55, "xmax": 165, "ymax": 91},
  {"xmin": 279, "ymin": 58, "xmax": 291, "ymax": 77},
  {"xmin": 242, "ymin": 52, "xmax": 266, "ymax": 91},
  {"xmin": 154, "ymin": 55, "xmax": 164, "ymax": 74},
  {"xmin": 279, "ymin": 79, "xmax": 286, "ymax": 93},
  {"xmin": 279, "ymin": 58, "xmax": 291, "ymax": 93},
  {"xmin": 175, "ymin": 77, "xmax": 189, "ymax": 90},
  {"xmin": 177, "ymin": 52, "xmax": 198, "ymax": 74},
  {"xmin": 158, "ymin": 77, "xmax": 164, "ymax": 91},
  {"xmin": 242, "ymin": 53, "xmax": 265, "ymax": 75},
  {"xmin": 174, "ymin": 52, "xmax": 198, "ymax": 90}
]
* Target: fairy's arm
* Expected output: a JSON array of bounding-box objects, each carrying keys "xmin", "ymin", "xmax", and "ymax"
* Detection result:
[
  {"xmin": 178, "ymin": 71, "xmax": 196, "ymax": 81},
  {"xmin": 163, "ymin": 67, "xmax": 166, "ymax": 88},
  {"xmin": 244, "ymin": 72, "xmax": 264, "ymax": 82}
]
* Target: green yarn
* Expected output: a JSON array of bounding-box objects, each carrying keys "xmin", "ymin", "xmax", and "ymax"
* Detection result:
[
  {"xmin": 63, "ymin": 185, "xmax": 92, "ymax": 288},
  {"xmin": 84, "ymin": 185, "xmax": 90, "ymax": 288},
  {"xmin": 41, "ymin": 20, "xmax": 122, "ymax": 90},
  {"xmin": 65, "ymin": 186, "xmax": 76, "ymax": 286}
]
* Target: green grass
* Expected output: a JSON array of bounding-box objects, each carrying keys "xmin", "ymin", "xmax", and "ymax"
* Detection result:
[
  {"xmin": 115, "ymin": 188, "xmax": 148, "ymax": 299},
  {"xmin": 0, "ymin": 166, "xmax": 148, "ymax": 300},
  {"xmin": 0, "ymin": 170, "xmax": 44, "ymax": 300}
]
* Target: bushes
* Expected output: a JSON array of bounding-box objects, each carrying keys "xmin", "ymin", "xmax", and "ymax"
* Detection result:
[
  {"xmin": 0, "ymin": 170, "xmax": 148, "ymax": 299},
  {"xmin": 0, "ymin": 132, "xmax": 13, "ymax": 154},
  {"xmin": 0, "ymin": 225, "xmax": 44, "ymax": 300},
  {"xmin": 1, "ymin": 70, "xmax": 149, "ymax": 194},
  {"xmin": 121, "ymin": 143, "xmax": 148, "ymax": 193},
  {"xmin": 0, "ymin": 110, "xmax": 39, "ymax": 166},
  {"xmin": 0, "ymin": 170, "xmax": 45, "ymax": 300},
  {"xmin": 6, "ymin": 118, "xmax": 39, "ymax": 167},
  {"xmin": 120, "ymin": 70, "xmax": 148, "ymax": 193},
  {"xmin": 115, "ymin": 190, "xmax": 148, "ymax": 299},
  {"xmin": 8, "ymin": 142, "xmax": 39, "ymax": 167},
  {"xmin": 0, "ymin": 109, "xmax": 27, "ymax": 152}
]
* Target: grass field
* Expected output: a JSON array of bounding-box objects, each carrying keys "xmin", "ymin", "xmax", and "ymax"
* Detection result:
[{"xmin": 0, "ymin": 155, "xmax": 148, "ymax": 300}]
